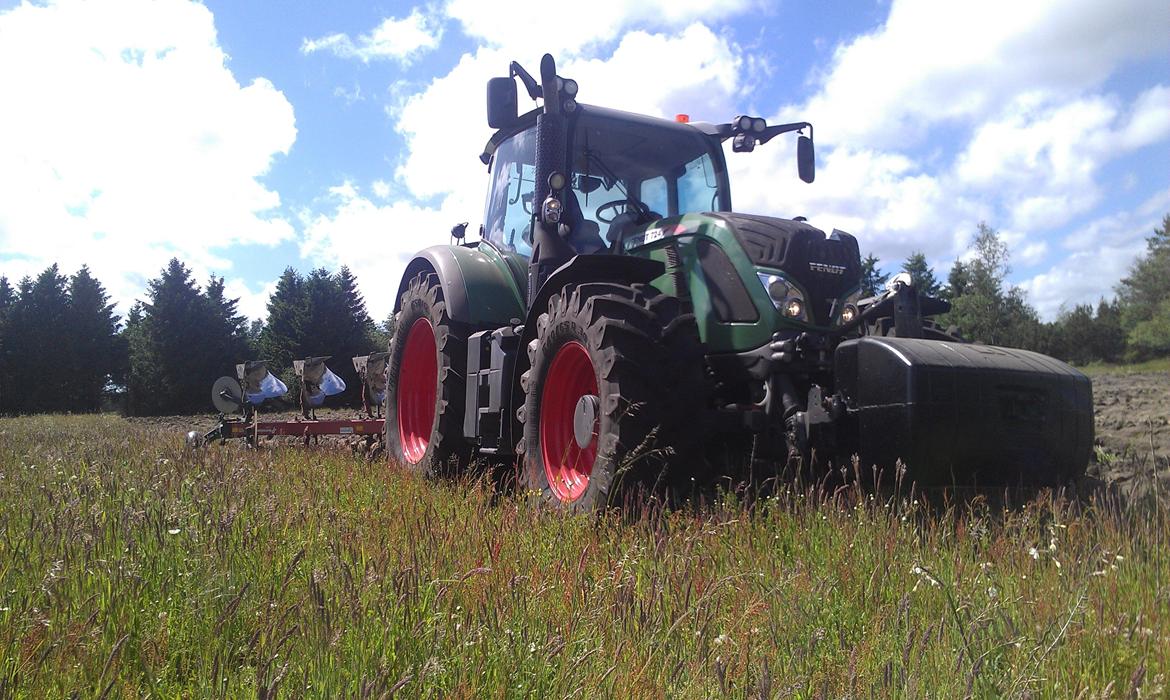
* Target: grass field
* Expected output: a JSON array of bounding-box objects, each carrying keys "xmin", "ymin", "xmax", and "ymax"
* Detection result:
[{"xmin": 1, "ymin": 415, "xmax": 1167, "ymax": 698}]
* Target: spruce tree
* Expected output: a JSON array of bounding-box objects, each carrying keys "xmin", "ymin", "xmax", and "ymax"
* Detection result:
[
  {"xmin": 203, "ymin": 275, "xmax": 251, "ymax": 384},
  {"xmin": 859, "ymin": 253, "xmax": 889, "ymax": 297},
  {"xmin": 65, "ymin": 266, "xmax": 122, "ymax": 411},
  {"xmin": 126, "ymin": 258, "xmax": 249, "ymax": 415},
  {"xmin": 0, "ymin": 277, "xmax": 13, "ymax": 413},
  {"xmin": 259, "ymin": 268, "xmax": 307, "ymax": 373},
  {"xmin": 900, "ymin": 251, "xmax": 942, "ymax": 298},
  {"xmin": 7, "ymin": 266, "xmax": 72, "ymax": 413}
]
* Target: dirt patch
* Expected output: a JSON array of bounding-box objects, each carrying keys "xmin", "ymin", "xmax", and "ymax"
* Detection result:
[{"xmin": 1087, "ymin": 370, "xmax": 1170, "ymax": 506}]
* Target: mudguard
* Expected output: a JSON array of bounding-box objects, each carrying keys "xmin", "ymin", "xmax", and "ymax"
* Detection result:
[
  {"xmin": 835, "ymin": 337, "xmax": 1094, "ymax": 486},
  {"xmin": 394, "ymin": 244, "xmax": 525, "ymax": 328}
]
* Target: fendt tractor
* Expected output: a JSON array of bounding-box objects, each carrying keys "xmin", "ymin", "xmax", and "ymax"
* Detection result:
[{"xmin": 383, "ymin": 54, "xmax": 1093, "ymax": 509}]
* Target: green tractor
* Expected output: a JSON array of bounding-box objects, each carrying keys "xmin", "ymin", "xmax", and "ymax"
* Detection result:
[{"xmin": 384, "ymin": 54, "xmax": 1093, "ymax": 509}]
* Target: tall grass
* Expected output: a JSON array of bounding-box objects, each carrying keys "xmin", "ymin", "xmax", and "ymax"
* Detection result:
[{"xmin": 0, "ymin": 415, "xmax": 1166, "ymax": 698}]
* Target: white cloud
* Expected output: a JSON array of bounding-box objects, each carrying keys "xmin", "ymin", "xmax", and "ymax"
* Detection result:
[
  {"xmin": 299, "ymin": 182, "xmax": 458, "ymax": 321},
  {"xmin": 725, "ymin": 0, "xmax": 1170, "ymax": 299},
  {"xmin": 1020, "ymin": 187, "xmax": 1170, "ymax": 319},
  {"xmin": 302, "ymin": 9, "xmax": 441, "ymax": 64},
  {"xmin": 444, "ymin": 0, "xmax": 756, "ymax": 53},
  {"xmin": 224, "ymin": 277, "xmax": 277, "ymax": 322},
  {"xmin": 804, "ymin": 0, "xmax": 1170, "ymax": 149},
  {"xmin": 0, "ymin": 0, "xmax": 296, "ymax": 316}
]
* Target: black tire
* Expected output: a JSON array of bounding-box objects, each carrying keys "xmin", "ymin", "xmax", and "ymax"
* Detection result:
[
  {"xmin": 519, "ymin": 282, "xmax": 706, "ymax": 510},
  {"xmin": 385, "ymin": 272, "xmax": 470, "ymax": 476}
]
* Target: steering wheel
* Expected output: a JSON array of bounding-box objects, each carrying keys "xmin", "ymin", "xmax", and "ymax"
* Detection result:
[{"xmin": 594, "ymin": 198, "xmax": 651, "ymax": 224}]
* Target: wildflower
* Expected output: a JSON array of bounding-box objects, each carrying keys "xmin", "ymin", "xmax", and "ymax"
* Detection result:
[
  {"xmin": 714, "ymin": 634, "xmax": 730, "ymax": 646},
  {"xmin": 167, "ymin": 528, "xmax": 181, "ymax": 535},
  {"xmin": 1028, "ymin": 547, "xmax": 1039, "ymax": 560},
  {"xmin": 987, "ymin": 586, "xmax": 998, "ymax": 599},
  {"xmin": 911, "ymin": 565, "xmax": 940, "ymax": 587}
]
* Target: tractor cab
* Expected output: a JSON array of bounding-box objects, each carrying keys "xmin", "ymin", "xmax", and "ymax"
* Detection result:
[{"xmin": 482, "ymin": 106, "xmax": 730, "ymax": 258}]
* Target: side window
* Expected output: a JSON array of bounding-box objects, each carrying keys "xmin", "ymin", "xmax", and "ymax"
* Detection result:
[
  {"xmin": 641, "ymin": 176, "xmax": 668, "ymax": 217},
  {"xmin": 678, "ymin": 153, "xmax": 720, "ymax": 214},
  {"xmin": 484, "ymin": 131, "xmax": 536, "ymax": 257}
]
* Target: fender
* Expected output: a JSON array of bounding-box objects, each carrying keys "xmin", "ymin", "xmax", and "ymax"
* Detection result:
[
  {"xmin": 394, "ymin": 244, "xmax": 525, "ymax": 328},
  {"xmin": 504, "ymin": 254, "xmax": 666, "ymax": 452}
]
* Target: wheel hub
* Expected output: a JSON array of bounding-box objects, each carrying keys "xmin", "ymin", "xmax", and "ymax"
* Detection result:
[
  {"xmin": 539, "ymin": 341, "xmax": 599, "ymax": 503},
  {"xmin": 573, "ymin": 394, "xmax": 600, "ymax": 449}
]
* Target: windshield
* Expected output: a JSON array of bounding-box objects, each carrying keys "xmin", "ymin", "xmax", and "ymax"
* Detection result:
[
  {"xmin": 483, "ymin": 108, "xmax": 730, "ymax": 257},
  {"xmin": 568, "ymin": 109, "xmax": 729, "ymax": 237}
]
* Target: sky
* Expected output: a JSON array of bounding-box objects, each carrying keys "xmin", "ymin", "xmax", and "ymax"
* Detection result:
[{"xmin": 0, "ymin": 0, "xmax": 1167, "ymax": 324}]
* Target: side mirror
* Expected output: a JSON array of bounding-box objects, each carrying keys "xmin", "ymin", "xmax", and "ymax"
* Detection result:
[
  {"xmin": 797, "ymin": 135, "xmax": 815, "ymax": 183},
  {"xmin": 487, "ymin": 77, "xmax": 517, "ymax": 129}
]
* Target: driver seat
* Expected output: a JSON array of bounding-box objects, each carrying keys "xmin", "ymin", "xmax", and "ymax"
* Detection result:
[
  {"xmin": 605, "ymin": 208, "xmax": 662, "ymax": 245},
  {"xmin": 563, "ymin": 189, "xmax": 607, "ymax": 254}
]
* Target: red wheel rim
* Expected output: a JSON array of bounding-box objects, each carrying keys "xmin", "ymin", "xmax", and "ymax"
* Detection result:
[
  {"xmin": 397, "ymin": 318, "xmax": 438, "ymax": 464},
  {"xmin": 540, "ymin": 341, "xmax": 599, "ymax": 502}
]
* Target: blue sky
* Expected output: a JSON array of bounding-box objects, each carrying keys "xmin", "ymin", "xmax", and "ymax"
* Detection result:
[{"xmin": 1, "ymin": 0, "xmax": 1168, "ymax": 323}]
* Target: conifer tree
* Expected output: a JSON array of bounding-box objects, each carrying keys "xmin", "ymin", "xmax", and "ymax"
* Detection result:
[
  {"xmin": 65, "ymin": 266, "xmax": 122, "ymax": 411},
  {"xmin": 900, "ymin": 251, "xmax": 942, "ymax": 298},
  {"xmin": 259, "ymin": 267, "xmax": 307, "ymax": 373},
  {"xmin": 6, "ymin": 266, "xmax": 72, "ymax": 413},
  {"xmin": 1116, "ymin": 213, "xmax": 1170, "ymax": 359},
  {"xmin": 0, "ymin": 277, "xmax": 14, "ymax": 413},
  {"xmin": 859, "ymin": 253, "xmax": 888, "ymax": 297}
]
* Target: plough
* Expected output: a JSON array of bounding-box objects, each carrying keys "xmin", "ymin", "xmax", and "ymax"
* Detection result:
[{"xmin": 187, "ymin": 354, "xmax": 388, "ymax": 448}]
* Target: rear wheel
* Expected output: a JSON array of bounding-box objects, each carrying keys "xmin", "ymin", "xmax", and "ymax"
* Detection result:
[
  {"xmin": 385, "ymin": 272, "xmax": 470, "ymax": 475},
  {"xmin": 520, "ymin": 282, "xmax": 705, "ymax": 510}
]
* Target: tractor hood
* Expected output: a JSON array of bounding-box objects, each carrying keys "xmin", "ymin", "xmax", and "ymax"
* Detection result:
[{"xmin": 708, "ymin": 214, "xmax": 862, "ymax": 327}]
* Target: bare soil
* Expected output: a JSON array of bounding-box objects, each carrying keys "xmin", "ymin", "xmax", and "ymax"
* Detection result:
[{"xmin": 1086, "ymin": 370, "xmax": 1170, "ymax": 505}]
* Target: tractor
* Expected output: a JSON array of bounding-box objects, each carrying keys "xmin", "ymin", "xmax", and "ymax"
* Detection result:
[{"xmin": 383, "ymin": 54, "xmax": 1094, "ymax": 509}]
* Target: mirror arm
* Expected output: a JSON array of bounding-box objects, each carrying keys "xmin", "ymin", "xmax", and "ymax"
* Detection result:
[
  {"xmin": 510, "ymin": 62, "xmax": 542, "ymax": 101},
  {"xmin": 757, "ymin": 121, "xmax": 812, "ymax": 146}
]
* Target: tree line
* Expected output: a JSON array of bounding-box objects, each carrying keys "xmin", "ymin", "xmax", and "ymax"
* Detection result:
[
  {"xmin": 0, "ymin": 259, "xmax": 384, "ymax": 416},
  {"xmin": 2, "ymin": 215, "xmax": 1167, "ymax": 415},
  {"xmin": 860, "ymin": 215, "xmax": 1170, "ymax": 363}
]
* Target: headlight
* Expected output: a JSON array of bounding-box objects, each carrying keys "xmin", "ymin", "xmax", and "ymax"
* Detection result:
[
  {"xmin": 757, "ymin": 272, "xmax": 807, "ymax": 322},
  {"xmin": 836, "ymin": 288, "xmax": 862, "ymax": 325}
]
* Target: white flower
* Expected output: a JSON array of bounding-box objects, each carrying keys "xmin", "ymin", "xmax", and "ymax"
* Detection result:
[
  {"xmin": 168, "ymin": 528, "xmax": 181, "ymax": 535},
  {"xmin": 1028, "ymin": 547, "xmax": 1039, "ymax": 560}
]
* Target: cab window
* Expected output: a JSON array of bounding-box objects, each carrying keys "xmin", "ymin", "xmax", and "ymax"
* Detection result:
[{"xmin": 483, "ymin": 129, "xmax": 536, "ymax": 257}]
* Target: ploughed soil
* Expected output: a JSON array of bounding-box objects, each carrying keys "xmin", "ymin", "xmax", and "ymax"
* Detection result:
[
  {"xmin": 1086, "ymin": 369, "xmax": 1170, "ymax": 506},
  {"xmin": 128, "ymin": 371, "xmax": 1170, "ymax": 504}
]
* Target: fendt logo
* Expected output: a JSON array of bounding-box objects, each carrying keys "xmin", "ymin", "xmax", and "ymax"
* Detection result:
[{"xmin": 809, "ymin": 261, "xmax": 846, "ymax": 275}]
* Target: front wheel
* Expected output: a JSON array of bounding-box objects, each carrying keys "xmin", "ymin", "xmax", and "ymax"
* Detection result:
[
  {"xmin": 385, "ymin": 272, "xmax": 470, "ymax": 475},
  {"xmin": 520, "ymin": 282, "xmax": 705, "ymax": 510}
]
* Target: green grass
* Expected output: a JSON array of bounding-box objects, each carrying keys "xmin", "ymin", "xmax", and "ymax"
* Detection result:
[
  {"xmin": 1, "ymin": 415, "xmax": 1167, "ymax": 698},
  {"xmin": 1077, "ymin": 356, "xmax": 1170, "ymax": 375}
]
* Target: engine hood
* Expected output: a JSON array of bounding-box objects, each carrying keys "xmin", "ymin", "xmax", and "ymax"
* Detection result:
[{"xmin": 708, "ymin": 213, "xmax": 862, "ymax": 326}]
